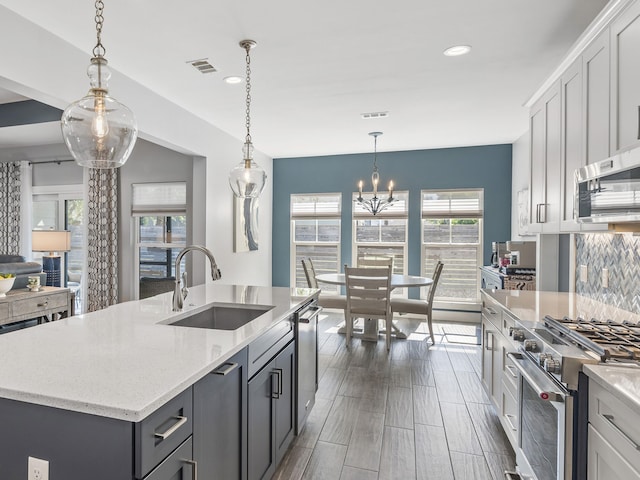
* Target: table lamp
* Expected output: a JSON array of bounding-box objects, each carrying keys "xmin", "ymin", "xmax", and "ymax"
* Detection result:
[{"xmin": 32, "ymin": 230, "xmax": 72, "ymax": 287}]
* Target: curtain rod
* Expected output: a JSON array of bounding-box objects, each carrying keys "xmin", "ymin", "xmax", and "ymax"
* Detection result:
[{"xmin": 28, "ymin": 159, "xmax": 75, "ymax": 166}]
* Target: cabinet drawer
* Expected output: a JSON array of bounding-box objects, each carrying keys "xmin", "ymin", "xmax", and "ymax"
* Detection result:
[
  {"xmin": 481, "ymin": 303, "xmax": 501, "ymax": 330},
  {"xmin": 589, "ymin": 380, "xmax": 640, "ymax": 473},
  {"xmin": 501, "ymin": 379, "xmax": 519, "ymax": 448},
  {"xmin": 12, "ymin": 292, "xmax": 68, "ymax": 317},
  {"xmin": 144, "ymin": 436, "xmax": 194, "ymax": 480},
  {"xmin": 502, "ymin": 350, "xmax": 519, "ymax": 393},
  {"xmin": 502, "ymin": 311, "xmax": 516, "ymax": 338},
  {"xmin": 135, "ymin": 388, "xmax": 193, "ymax": 479},
  {"xmin": 248, "ymin": 315, "xmax": 294, "ymax": 378}
]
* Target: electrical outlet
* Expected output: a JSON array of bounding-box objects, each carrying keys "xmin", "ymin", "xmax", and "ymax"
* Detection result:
[
  {"xmin": 28, "ymin": 456, "xmax": 49, "ymax": 480},
  {"xmin": 602, "ymin": 268, "xmax": 609, "ymax": 289},
  {"xmin": 580, "ymin": 265, "xmax": 588, "ymax": 283}
]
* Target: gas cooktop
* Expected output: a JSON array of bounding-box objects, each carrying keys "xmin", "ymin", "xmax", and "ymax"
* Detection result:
[{"xmin": 544, "ymin": 316, "xmax": 640, "ymax": 362}]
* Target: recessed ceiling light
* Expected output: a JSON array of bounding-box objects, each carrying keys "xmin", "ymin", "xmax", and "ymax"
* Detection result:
[
  {"xmin": 443, "ymin": 45, "xmax": 471, "ymax": 57},
  {"xmin": 224, "ymin": 76, "xmax": 243, "ymax": 84}
]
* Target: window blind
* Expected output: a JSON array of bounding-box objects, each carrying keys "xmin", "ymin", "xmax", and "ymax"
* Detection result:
[
  {"xmin": 421, "ymin": 189, "xmax": 483, "ymax": 219},
  {"xmin": 132, "ymin": 182, "xmax": 187, "ymax": 214}
]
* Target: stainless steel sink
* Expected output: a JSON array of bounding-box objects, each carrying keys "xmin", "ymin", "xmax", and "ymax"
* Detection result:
[{"xmin": 169, "ymin": 304, "xmax": 274, "ymax": 330}]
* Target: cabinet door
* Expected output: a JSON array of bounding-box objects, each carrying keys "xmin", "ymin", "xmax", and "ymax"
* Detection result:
[
  {"xmin": 584, "ymin": 30, "xmax": 610, "ymax": 164},
  {"xmin": 588, "ymin": 425, "xmax": 640, "ymax": 480},
  {"xmin": 529, "ymin": 99, "xmax": 546, "ymax": 233},
  {"xmin": 193, "ymin": 348, "xmax": 248, "ymax": 480},
  {"xmin": 611, "ymin": 1, "xmax": 640, "ymax": 153},
  {"xmin": 490, "ymin": 332, "xmax": 505, "ymax": 409},
  {"xmin": 481, "ymin": 319, "xmax": 494, "ymax": 398},
  {"xmin": 560, "ymin": 60, "xmax": 583, "ymax": 231},
  {"xmin": 543, "ymin": 83, "xmax": 562, "ymax": 232},
  {"xmin": 248, "ymin": 359, "xmax": 277, "ymax": 480},
  {"xmin": 274, "ymin": 341, "xmax": 295, "ymax": 464}
]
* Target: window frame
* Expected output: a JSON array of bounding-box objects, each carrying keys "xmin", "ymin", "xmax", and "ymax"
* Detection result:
[
  {"xmin": 420, "ymin": 188, "xmax": 484, "ymax": 307},
  {"xmin": 290, "ymin": 193, "xmax": 342, "ymax": 291}
]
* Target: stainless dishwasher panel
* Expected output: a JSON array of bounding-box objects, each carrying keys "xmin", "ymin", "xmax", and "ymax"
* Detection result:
[{"xmin": 295, "ymin": 301, "xmax": 321, "ymax": 434}]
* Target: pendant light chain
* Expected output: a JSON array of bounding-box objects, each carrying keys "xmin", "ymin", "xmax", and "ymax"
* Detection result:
[
  {"xmin": 373, "ymin": 134, "xmax": 379, "ymax": 171},
  {"xmin": 92, "ymin": 0, "xmax": 106, "ymax": 58},
  {"xmin": 244, "ymin": 44, "xmax": 252, "ymax": 144}
]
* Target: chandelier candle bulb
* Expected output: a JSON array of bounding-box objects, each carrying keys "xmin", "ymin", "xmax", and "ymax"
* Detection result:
[
  {"xmin": 388, "ymin": 181, "xmax": 394, "ymax": 198},
  {"xmin": 358, "ymin": 180, "xmax": 363, "ymax": 197}
]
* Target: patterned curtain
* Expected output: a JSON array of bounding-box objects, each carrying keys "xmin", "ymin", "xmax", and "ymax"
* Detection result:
[
  {"xmin": 86, "ymin": 168, "xmax": 119, "ymax": 312},
  {"xmin": 0, "ymin": 162, "xmax": 21, "ymax": 254}
]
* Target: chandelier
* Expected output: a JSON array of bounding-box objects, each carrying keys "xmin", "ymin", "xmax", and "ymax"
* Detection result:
[
  {"xmin": 61, "ymin": 0, "xmax": 138, "ymax": 169},
  {"xmin": 355, "ymin": 132, "xmax": 396, "ymax": 215},
  {"xmin": 228, "ymin": 40, "xmax": 267, "ymax": 198}
]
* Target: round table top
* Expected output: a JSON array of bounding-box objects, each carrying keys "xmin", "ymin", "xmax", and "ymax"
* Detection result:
[{"xmin": 316, "ymin": 273, "xmax": 433, "ymax": 288}]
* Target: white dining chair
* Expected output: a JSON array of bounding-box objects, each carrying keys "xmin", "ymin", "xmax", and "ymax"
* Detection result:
[
  {"xmin": 357, "ymin": 256, "xmax": 393, "ymax": 269},
  {"xmin": 301, "ymin": 258, "xmax": 347, "ymax": 317},
  {"xmin": 391, "ymin": 261, "xmax": 444, "ymax": 345},
  {"xmin": 344, "ymin": 265, "xmax": 393, "ymax": 350}
]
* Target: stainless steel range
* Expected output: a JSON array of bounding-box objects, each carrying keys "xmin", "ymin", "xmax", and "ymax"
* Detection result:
[{"xmin": 506, "ymin": 314, "xmax": 640, "ymax": 480}]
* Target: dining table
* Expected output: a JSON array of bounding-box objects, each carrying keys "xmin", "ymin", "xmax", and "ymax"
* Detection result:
[{"xmin": 315, "ymin": 272, "xmax": 433, "ymax": 341}]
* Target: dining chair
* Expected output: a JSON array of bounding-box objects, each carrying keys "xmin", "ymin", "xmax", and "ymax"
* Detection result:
[
  {"xmin": 391, "ymin": 261, "xmax": 444, "ymax": 345},
  {"xmin": 344, "ymin": 265, "xmax": 393, "ymax": 351},
  {"xmin": 357, "ymin": 256, "xmax": 393, "ymax": 269},
  {"xmin": 301, "ymin": 258, "xmax": 348, "ymax": 316}
]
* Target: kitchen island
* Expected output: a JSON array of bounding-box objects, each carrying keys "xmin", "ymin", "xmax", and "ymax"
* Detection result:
[{"xmin": 0, "ymin": 283, "xmax": 318, "ymax": 480}]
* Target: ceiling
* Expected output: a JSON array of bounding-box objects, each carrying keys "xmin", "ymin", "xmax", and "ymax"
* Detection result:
[{"xmin": 0, "ymin": 0, "xmax": 609, "ymax": 158}]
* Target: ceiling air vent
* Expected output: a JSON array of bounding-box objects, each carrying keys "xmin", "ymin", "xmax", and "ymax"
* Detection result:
[
  {"xmin": 361, "ymin": 111, "xmax": 389, "ymax": 120},
  {"xmin": 187, "ymin": 58, "xmax": 217, "ymax": 74}
]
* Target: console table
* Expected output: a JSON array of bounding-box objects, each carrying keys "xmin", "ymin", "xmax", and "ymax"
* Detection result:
[{"xmin": 0, "ymin": 287, "xmax": 73, "ymax": 327}]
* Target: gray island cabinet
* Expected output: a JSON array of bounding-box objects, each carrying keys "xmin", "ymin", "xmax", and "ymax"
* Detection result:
[{"xmin": 0, "ymin": 284, "xmax": 318, "ymax": 480}]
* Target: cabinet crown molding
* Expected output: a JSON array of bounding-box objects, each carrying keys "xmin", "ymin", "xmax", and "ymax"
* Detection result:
[{"xmin": 524, "ymin": 0, "xmax": 635, "ymax": 108}]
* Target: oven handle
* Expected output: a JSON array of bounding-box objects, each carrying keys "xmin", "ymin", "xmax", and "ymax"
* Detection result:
[{"xmin": 507, "ymin": 352, "xmax": 568, "ymax": 403}]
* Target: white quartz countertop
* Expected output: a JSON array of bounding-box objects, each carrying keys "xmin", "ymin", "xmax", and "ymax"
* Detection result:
[
  {"xmin": 0, "ymin": 283, "xmax": 317, "ymax": 422},
  {"xmin": 584, "ymin": 364, "xmax": 640, "ymax": 414},
  {"xmin": 483, "ymin": 289, "xmax": 640, "ymax": 325}
]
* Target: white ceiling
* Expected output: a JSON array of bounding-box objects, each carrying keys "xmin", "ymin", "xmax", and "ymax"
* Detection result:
[{"xmin": 0, "ymin": 0, "xmax": 609, "ymax": 158}]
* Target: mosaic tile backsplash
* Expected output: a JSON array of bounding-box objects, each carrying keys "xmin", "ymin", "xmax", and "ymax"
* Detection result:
[{"xmin": 576, "ymin": 233, "xmax": 640, "ymax": 314}]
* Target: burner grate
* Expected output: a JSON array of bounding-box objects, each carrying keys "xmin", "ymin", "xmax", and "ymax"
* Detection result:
[{"xmin": 544, "ymin": 315, "xmax": 640, "ymax": 361}]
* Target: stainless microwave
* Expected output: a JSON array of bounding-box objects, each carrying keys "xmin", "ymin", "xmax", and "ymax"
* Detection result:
[{"xmin": 576, "ymin": 147, "xmax": 640, "ymax": 223}]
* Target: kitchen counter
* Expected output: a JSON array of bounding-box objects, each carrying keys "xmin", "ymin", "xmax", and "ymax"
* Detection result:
[
  {"xmin": 584, "ymin": 364, "xmax": 640, "ymax": 414},
  {"xmin": 483, "ymin": 289, "xmax": 640, "ymax": 325},
  {"xmin": 0, "ymin": 283, "xmax": 317, "ymax": 421}
]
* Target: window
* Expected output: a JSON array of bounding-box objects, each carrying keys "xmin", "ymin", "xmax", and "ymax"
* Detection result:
[
  {"xmin": 290, "ymin": 194, "xmax": 341, "ymax": 291},
  {"xmin": 421, "ymin": 189, "xmax": 483, "ymax": 304},
  {"xmin": 352, "ymin": 191, "xmax": 408, "ymax": 278},
  {"xmin": 133, "ymin": 183, "xmax": 187, "ymax": 299}
]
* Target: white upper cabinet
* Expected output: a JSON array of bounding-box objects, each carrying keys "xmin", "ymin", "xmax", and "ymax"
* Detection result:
[
  {"xmin": 560, "ymin": 60, "xmax": 583, "ymax": 232},
  {"xmin": 584, "ymin": 31, "xmax": 611, "ymax": 165},
  {"xmin": 611, "ymin": 1, "xmax": 640, "ymax": 153},
  {"xmin": 529, "ymin": 82, "xmax": 562, "ymax": 233}
]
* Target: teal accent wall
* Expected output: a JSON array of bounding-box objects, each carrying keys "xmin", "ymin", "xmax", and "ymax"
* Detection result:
[{"xmin": 272, "ymin": 144, "xmax": 512, "ymax": 290}]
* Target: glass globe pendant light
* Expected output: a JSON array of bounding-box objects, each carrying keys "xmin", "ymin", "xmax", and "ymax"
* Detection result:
[
  {"xmin": 61, "ymin": 0, "xmax": 138, "ymax": 169},
  {"xmin": 229, "ymin": 40, "xmax": 267, "ymax": 198}
]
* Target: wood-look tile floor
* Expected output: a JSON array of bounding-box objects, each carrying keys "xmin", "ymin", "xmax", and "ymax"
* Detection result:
[{"xmin": 274, "ymin": 312, "xmax": 516, "ymax": 480}]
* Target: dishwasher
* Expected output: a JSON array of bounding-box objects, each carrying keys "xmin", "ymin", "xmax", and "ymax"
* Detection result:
[{"xmin": 295, "ymin": 299, "xmax": 321, "ymax": 434}]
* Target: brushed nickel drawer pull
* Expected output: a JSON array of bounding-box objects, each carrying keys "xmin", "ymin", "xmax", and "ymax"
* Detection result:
[
  {"xmin": 37, "ymin": 301, "xmax": 48, "ymax": 307},
  {"xmin": 212, "ymin": 362, "xmax": 238, "ymax": 376},
  {"xmin": 505, "ymin": 364, "xmax": 518, "ymax": 379},
  {"xmin": 504, "ymin": 413, "xmax": 518, "ymax": 432},
  {"xmin": 602, "ymin": 413, "xmax": 640, "ymax": 450},
  {"xmin": 181, "ymin": 459, "xmax": 197, "ymax": 480},
  {"xmin": 154, "ymin": 415, "xmax": 187, "ymax": 440}
]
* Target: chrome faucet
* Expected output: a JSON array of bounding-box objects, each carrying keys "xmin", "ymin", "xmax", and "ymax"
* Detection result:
[{"xmin": 172, "ymin": 245, "xmax": 222, "ymax": 311}]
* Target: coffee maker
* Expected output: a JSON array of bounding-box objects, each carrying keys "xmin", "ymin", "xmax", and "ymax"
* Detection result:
[{"xmin": 490, "ymin": 242, "xmax": 507, "ymax": 267}]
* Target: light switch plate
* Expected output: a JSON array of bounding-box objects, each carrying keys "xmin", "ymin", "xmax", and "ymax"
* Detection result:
[
  {"xmin": 580, "ymin": 265, "xmax": 588, "ymax": 283},
  {"xmin": 602, "ymin": 268, "xmax": 609, "ymax": 289}
]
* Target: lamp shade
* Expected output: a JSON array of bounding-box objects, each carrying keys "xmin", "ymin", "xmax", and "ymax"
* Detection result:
[{"xmin": 32, "ymin": 230, "xmax": 72, "ymax": 254}]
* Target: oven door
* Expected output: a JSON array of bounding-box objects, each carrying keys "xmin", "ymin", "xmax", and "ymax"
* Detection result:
[{"xmin": 508, "ymin": 352, "xmax": 573, "ymax": 480}]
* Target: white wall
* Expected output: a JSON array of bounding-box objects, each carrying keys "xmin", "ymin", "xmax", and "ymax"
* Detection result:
[
  {"xmin": 511, "ymin": 130, "xmax": 534, "ymax": 240},
  {"xmin": 0, "ymin": 6, "xmax": 273, "ymax": 289}
]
